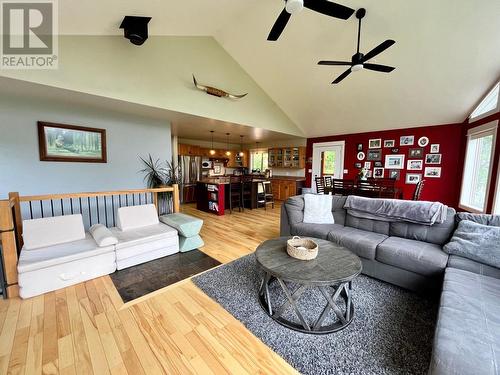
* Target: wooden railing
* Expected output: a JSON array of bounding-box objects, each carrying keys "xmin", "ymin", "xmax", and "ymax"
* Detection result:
[{"xmin": 0, "ymin": 185, "xmax": 179, "ymax": 299}]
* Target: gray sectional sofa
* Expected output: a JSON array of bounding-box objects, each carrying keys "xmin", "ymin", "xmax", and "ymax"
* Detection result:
[{"xmin": 280, "ymin": 195, "xmax": 500, "ymax": 375}]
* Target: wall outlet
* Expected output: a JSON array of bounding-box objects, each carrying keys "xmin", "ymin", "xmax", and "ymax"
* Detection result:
[
  {"xmin": 308, "ymin": 169, "xmax": 312, "ymax": 173},
  {"xmin": 343, "ymin": 169, "xmax": 348, "ymax": 174}
]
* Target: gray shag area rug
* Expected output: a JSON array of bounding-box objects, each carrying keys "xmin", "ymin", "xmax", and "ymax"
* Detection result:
[{"xmin": 192, "ymin": 253, "xmax": 438, "ymax": 375}]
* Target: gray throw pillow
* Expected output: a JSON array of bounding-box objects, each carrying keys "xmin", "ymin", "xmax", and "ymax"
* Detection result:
[
  {"xmin": 444, "ymin": 220, "xmax": 500, "ymax": 269},
  {"xmin": 456, "ymin": 212, "xmax": 500, "ymax": 227}
]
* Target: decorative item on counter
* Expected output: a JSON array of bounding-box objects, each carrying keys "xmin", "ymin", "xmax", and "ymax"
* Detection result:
[
  {"xmin": 418, "ymin": 136, "xmax": 429, "ymax": 147},
  {"xmin": 384, "ymin": 140, "xmax": 395, "ymax": 148},
  {"xmin": 287, "ymin": 236, "xmax": 319, "ymax": 261},
  {"xmin": 430, "ymin": 144, "xmax": 440, "ymax": 153},
  {"xmin": 409, "ymin": 148, "xmax": 424, "ymax": 158},
  {"xmin": 399, "ymin": 135, "xmax": 414, "ymax": 146},
  {"xmin": 425, "ymin": 167, "xmax": 441, "ymax": 178},
  {"xmin": 357, "ymin": 151, "xmax": 365, "ymax": 160},
  {"xmin": 368, "ymin": 139, "xmax": 382, "ymax": 149},
  {"xmin": 367, "ymin": 149, "xmax": 382, "ymax": 161},
  {"xmin": 192, "ymin": 75, "xmax": 248, "ymax": 99},
  {"xmin": 425, "ymin": 154, "xmax": 442, "ymax": 164},
  {"xmin": 358, "ymin": 167, "xmax": 369, "ymax": 180}
]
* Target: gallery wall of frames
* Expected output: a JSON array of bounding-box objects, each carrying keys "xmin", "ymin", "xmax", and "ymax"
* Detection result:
[{"xmin": 306, "ymin": 123, "xmax": 463, "ymax": 206}]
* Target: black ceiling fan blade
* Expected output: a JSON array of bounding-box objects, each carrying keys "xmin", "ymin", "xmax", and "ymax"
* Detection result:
[
  {"xmin": 361, "ymin": 40, "xmax": 395, "ymax": 62},
  {"xmin": 363, "ymin": 63, "xmax": 395, "ymax": 73},
  {"xmin": 267, "ymin": 9, "xmax": 291, "ymax": 41},
  {"xmin": 332, "ymin": 68, "xmax": 352, "ymax": 84},
  {"xmin": 318, "ymin": 61, "xmax": 352, "ymax": 66},
  {"xmin": 303, "ymin": 0, "xmax": 355, "ymax": 20}
]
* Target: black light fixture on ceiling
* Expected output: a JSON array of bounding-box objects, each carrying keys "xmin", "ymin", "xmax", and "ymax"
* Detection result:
[
  {"xmin": 239, "ymin": 135, "xmax": 245, "ymax": 157},
  {"xmin": 119, "ymin": 16, "xmax": 152, "ymax": 46},
  {"xmin": 225, "ymin": 133, "xmax": 232, "ymax": 156},
  {"xmin": 209, "ymin": 131, "xmax": 216, "ymax": 155}
]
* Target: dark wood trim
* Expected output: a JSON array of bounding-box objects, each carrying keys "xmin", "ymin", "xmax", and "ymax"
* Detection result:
[{"xmin": 37, "ymin": 121, "xmax": 107, "ymax": 163}]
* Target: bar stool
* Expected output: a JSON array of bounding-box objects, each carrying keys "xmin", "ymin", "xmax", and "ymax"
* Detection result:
[
  {"xmin": 241, "ymin": 175, "xmax": 253, "ymax": 210},
  {"xmin": 229, "ymin": 176, "xmax": 243, "ymax": 213},
  {"xmin": 257, "ymin": 180, "xmax": 274, "ymax": 210}
]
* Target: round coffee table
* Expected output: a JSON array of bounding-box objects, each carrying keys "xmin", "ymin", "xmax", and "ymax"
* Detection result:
[{"xmin": 256, "ymin": 237, "xmax": 362, "ymax": 334}]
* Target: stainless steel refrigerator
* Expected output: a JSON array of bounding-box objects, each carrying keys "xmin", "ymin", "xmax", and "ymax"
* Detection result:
[{"xmin": 178, "ymin": 155, "xmax": 201, "ymax": 203}]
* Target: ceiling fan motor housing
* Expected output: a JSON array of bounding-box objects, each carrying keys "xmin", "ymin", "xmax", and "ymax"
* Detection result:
[
  {"xmin": 119, "ymin": 16, "xmax": 152, "ymax": 46},
  {"xmin": 285, "ymin": 0, "xmax": 304, "ymax": 14}
]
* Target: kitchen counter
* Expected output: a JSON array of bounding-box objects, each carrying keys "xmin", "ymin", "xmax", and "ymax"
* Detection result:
[{"xmin": 270, "ymin": 176, "xmax": 306, "ymax": 181}]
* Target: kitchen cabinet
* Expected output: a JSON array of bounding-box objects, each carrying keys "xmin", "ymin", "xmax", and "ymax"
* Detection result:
[
  {"xmin": 268, "ymin": 147, "xmax": 306, "ymax": 169},
  {"xmin": 271, "ymin": 178, "xmax": 305, "ymax": 201},
  {"xmin": 178, "ymin": 144, "xmax": 201, "ymax": 156}
]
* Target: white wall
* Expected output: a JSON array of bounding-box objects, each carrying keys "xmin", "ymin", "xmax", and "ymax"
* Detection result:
[{"xmin": 0, "ymin": 94, "xmax": 172, "ymax": 197}]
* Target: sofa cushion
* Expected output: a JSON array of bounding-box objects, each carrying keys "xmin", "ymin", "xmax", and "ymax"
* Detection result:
[
  {"xmin": 376, "ymin": 237, "xmax": 448, "ymax": 276},
  {"xmin": 22, "ymin": 214, "xmax": 85, "ymax": 250},
  {"xmin": 116, "ymin": 204, "xmax": 159, "ymax": 231},
  {"xmin": 444, "ymin": 220, "xmax": 500, "ymax": 268},
  {"xmin": 160, "ymin": 213, "xmax": 203, "ymax": 237},
  {"xmin": 456, "ymin": 212, "xmax": 500, "ymax": 227},
  {"xmin": 429, "ymin": 268, "xmax": 500, "ymax": 375},
  {"xmin": 290, "ymin": 223, "xmax": 343, "ymax": 240},
  {"xmin": 284, "ymin": 195, "xmax": 347, "ymax": 226},
  {"xmin": 345, "ymin": 213, "xmax": 390, "ymax": 235},
  {"xmin": 18, "ymin": 233, "xmax": 114, "ymax": 273},
  {"xmin": 303, "ymin": 194, "xmax": 335, "ymax": 224},
  {"xmin": 447, "ymin": 255, "xmax": 500, "ymax": 280},
  {"xmin": 388, "ymin": 207, "xmax": 456, "ymax": 246},
  {"xmin": 110, "ymin": 223, "xmax": 177, "ymax": 250},
  {"xmin": 327, "ymin": 227, "xmax": 387, "ymax": 260}
]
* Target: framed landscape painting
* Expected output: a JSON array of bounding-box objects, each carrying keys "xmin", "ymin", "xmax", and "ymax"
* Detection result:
[{"xmin": 38, "ymin": 122, "xmax": 107, "ymax": 163}]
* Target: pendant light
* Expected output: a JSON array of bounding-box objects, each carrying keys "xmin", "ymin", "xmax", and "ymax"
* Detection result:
[
  {"xmin": 225, "ymin": 133, "xmax": 231, "ymax": 156},
  {"xmin": 255, "ymin": 142, "xmax": 260, "ymax": 154},
  {"xmin": 209, "ymin": 131, "xmax": 216, "ymax": 155},
  {"xmin": 239, "ymin": 135, "xmax": 244, "ymax": 157}
]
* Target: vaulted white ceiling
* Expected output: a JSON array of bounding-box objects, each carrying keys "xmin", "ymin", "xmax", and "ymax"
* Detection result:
[{"xmin": 55, "ymin": 0, "xmax": 500, "ymax": 136}]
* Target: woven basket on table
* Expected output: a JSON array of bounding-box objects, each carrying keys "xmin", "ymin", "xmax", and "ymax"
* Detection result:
[{"xmin": 286, "ymin": 236, "xmax": 318, "ymax": 260}]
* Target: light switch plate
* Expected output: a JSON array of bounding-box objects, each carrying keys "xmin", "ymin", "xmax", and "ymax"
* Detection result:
[{"xmin": 343, "ymin": 169, "xmax": 348, "ymax": 174}]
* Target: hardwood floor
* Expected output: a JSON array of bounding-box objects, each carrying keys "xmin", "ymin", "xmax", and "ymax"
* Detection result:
[{"xmin": 0, "ymin": 203, "xmax": 298, "ymax": 375}]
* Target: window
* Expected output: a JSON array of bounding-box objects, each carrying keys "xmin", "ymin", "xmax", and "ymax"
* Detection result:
[
  {"xmin": 470, "ymin": 82, "xmax": 499, "ymax": 121},
  {"xmin": 250, "ymin": 150, "xmax": 268, "ymax": 172},
  {"xmin": 322, "ymin": 150, "xmax": 336, "ymax": 175},
  {"xmin": 459, "ymin": 121, "xmax": 497, "ymax": 213}
]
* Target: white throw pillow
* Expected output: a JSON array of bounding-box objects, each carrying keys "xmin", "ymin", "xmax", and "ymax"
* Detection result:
[
  {"xmin": 303, "ymin": 194, "xmax": 335, "ymax": 224},
  {"xmin": 89, "ymin": 224, "xmax": 118, "ymax": 247}
]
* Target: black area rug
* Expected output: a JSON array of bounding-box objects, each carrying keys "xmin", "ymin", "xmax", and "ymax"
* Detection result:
[
  {"xmin": 192, "ymin": 254, "xmax": 438, "ymax": 375},
  {"xmin": 111, "ymin": 249, "xmax": 221, "ymax": 303}
]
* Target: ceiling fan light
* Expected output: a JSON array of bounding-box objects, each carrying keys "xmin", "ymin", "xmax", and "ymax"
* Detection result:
[
  {"xmin": 285, "ymin": 0, "xmax": 304, "ymax": 14},
  {"xmin": 352, "ymin": 64, "xmax": 364, "ymax": 72}
]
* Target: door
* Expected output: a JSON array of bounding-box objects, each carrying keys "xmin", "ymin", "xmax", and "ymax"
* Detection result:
[{"xmin": 311, "ymin": 141, "xmax": 345, "ymax": 192}]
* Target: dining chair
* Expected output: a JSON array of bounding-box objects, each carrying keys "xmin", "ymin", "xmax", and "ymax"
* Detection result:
[
  {"xmin": 315, "ymin": 176, "xmax": 325, "ymax": 194},
  {"xmin": 240, "ymin": 175, "xmax": 253, "ymax": 210},
  {"xmin": 229, "ymin": 176, "xmax": 242, "ymax": 213},
  {"xmin": 257, "ymin": 180, "xmax": 274, "ymax": 210},
  {"xmin": 412, "ymin": 180, "xmax": 425, "ymax": 201}
]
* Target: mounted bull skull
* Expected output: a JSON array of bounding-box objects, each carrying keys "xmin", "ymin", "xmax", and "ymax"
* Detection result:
[{"xmin": 192, "ymin": 75, "xmax": 248, "ymax": 99}]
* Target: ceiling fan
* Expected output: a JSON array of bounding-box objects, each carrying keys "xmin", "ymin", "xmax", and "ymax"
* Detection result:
[
  {"xmin": 267, "ymin": 0, "xmax": 354, "ymax": 41},
  {"xmin": 318, "ymin": 8, "xmax": 396, "ymax": 84}
]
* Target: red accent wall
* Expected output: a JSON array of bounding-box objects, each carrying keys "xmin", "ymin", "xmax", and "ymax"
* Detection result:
[{"xmin": 306, "ymin": 123, "xmax": 463, "ymax": 207}]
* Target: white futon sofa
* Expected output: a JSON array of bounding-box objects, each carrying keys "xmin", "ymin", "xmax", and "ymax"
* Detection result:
[
  {"xmin": 17, "ymin": 214, "xmax": 117, "ymax": 299},
  {"xmin": 110, "ymin": 204, "xmax": 179, "ymax": 270},
  {"xmin": 17, "ymin": 204, "xmax": 180, "ymax": 298}
]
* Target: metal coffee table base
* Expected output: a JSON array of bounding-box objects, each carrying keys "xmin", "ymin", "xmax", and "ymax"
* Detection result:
[{"xmin": 258, "ymin": 272, "xmax": 354, "ymax": 334}]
